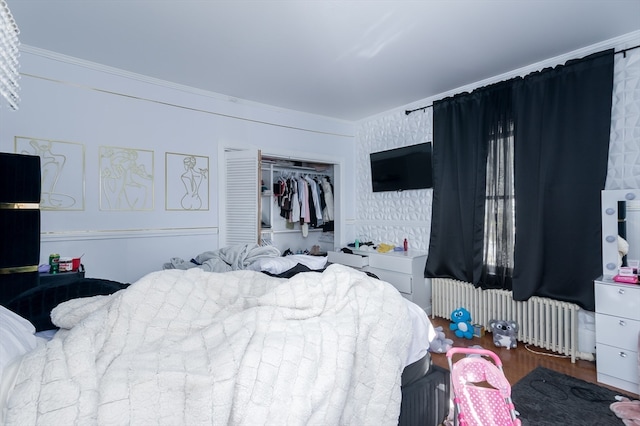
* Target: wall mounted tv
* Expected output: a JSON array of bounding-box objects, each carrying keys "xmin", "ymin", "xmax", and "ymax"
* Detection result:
[{"xmin": 370, "ymin": 142, "xmax": 433, "ymax": 192}]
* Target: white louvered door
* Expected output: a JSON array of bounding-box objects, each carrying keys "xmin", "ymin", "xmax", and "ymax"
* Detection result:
[{"xmin": 224, "ymin": 149, "xmax": 260, "ymax": 246}]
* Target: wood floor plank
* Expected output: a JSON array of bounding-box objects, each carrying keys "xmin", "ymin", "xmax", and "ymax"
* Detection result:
[{"xmin": 428, "ymin": 316, "xmax": 637, "ymax": 397}]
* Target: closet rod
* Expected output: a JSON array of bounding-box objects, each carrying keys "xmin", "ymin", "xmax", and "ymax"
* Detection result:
[
  {"xmin": 404, "ymin": 44, "xmax": 640, "ymax": 116},
  {"xmin": 273, "ymin": 166, "xmax": 331, "ymax": 176}
]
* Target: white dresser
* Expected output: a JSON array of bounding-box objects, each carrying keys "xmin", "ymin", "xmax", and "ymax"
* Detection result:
[
  {"xmin": 594, "ymin": 277, "xmax": 640, "ymax": 395},
  {"xmin": 327, "ymin": 249, "xmax": 430, "ymax": 314}
]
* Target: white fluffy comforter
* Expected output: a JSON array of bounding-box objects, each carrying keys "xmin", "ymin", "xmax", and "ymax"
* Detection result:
[{"xmin": 3, "ymin": 264, "xmax": 412, "ymax": 425}]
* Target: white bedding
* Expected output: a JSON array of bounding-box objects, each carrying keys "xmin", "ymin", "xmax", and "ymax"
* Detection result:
[
  {"xmin": 404, "ymin": 297, "xmax": 436, "ymax": 365},
  {"xmin": 0, "ymin": 305, "xmax": 39, "ymax": 383},
  {"xmin": 2, "ymin": 264, "xmax": 413, "ymax": 425},
  {"xmin": 163, "ymin": 243, "xmax": 282, "ymax": 272},
  {"xmin": 245, "ymin": 253, "xmax": 434, "ymax": 365},
  {"xmin": 0, "ymin": 306, "xmax": 46, "ymax": 422},
  {"xmin": 247, "ymin": 254, "xmax": 328, "ymax": 274}
]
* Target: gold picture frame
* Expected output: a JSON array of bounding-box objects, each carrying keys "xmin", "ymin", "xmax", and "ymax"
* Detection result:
[
  {"xmin": 165, "ymin": 152, "xmax": 209, "ymax": 211},
  {"xmin": 99, "ymin": 146, "xmax": 154, "ymax": 211},
  {"xmin": 14, "ymin": 136, "xmax": 85, "ymax": 211}
]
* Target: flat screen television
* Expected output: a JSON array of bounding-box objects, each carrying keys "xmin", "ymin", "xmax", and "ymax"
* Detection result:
[{"xmin": 370, "ymin": 142, "xmax": 433, "ymax": 192}]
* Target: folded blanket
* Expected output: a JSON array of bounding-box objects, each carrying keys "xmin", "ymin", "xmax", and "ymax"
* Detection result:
[
  {"xmin": 163, "ymin": 243, "xmax": 281, "ymax": 272},
  {"xmin": 3, "ymin": 264, "xmax": 412, "ymax": 425}
]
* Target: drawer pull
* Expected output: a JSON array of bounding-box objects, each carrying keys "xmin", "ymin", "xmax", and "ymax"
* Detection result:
[
  {"xmin": 619, "ymin": 352, "xmax": 627, "ymax": 358},
  {"xmin": 618, "ymin": 320, "xmax": 626, "ymax": 326},
  {"xmin": 618, "ymin": 289, "xmax": 625, "ymax": 295}
]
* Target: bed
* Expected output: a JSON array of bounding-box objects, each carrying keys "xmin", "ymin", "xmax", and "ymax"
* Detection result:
[{"xmin": 1, "ymin": 261, "xmax": 449, "ymax": 425}]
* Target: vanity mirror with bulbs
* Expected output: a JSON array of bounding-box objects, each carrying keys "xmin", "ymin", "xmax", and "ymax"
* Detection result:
[
  {"xmin": 594, "ymin": 189, "xmax": 640, "ymax": 395},
  {"xmin": 601, "ymin": 189, "xmax": 640, "ymax": 276}
]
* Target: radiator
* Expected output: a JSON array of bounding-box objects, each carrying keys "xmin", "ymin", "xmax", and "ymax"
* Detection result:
[{"xmin": 432, "ymin": 278, "xmax": 580, "ymax": 363}]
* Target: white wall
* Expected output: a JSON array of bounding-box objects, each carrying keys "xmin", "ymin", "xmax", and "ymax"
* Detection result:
[
  {"xmin": 2, "ymin": 31, "xmax": 638, "ymax": 285},
  {"xmin": 353, "ymin": 31, "xmax": 640, "ymax": 352},
  {"xmin": 354, "ymin": 31, "xmax": 640, "ymax": 253},
  {"xmin": 0, "ymin": 48, "xmax": 356, "ymax": 283}
]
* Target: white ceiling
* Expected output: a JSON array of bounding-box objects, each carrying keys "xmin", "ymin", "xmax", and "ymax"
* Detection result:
[{"xmin": 9, "ymin": 0, "xmax": 640, "ymax": 121}]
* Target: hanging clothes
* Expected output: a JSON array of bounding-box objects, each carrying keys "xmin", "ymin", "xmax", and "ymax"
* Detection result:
[
  {"xmin": 298, "ymin": 176, "xmax": 309, "ymax": 224},
  {"xmin": 321, "ymin": 176, "xmax": 334, "ymax": 221},
  {"xmin": 304, "ymin": 175, "xmax": 323, "ymax": 228},
  {"xmin": 290, "ymin": 177, "xmax": 300, "ymax": 223},
  {"xmin": 277, "ymin": 177, "xmax": 291, "ymax": 220},
  {"xmin": 271, "ymin": 170, "xmax": 334, "ymax": 237}
]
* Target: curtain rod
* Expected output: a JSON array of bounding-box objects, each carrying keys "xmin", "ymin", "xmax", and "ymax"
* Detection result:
[
  {"xmin": 405, "ymin": 44, "xmax": 640, "ymax": 116},
  {"xmin": 405, "ymin": 104, "xmax": 432, "ymax": 115},
  {"xmin": 618, "ymin": 43, "xmax": 640, "ymax": 58}
]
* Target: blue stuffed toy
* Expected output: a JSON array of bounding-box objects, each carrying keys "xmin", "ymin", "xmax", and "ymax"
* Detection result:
[{"xmin": 450, "ymin": 307, "xmax": 474, "ymax": 339}]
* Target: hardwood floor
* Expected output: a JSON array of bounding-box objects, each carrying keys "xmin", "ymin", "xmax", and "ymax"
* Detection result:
[{"xmin": 428, "ymin": 316, "xmax": 638, "ymax": 397}]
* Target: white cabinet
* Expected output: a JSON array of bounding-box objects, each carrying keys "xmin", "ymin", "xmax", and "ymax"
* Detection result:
[
  {"xmin": 327, "ymin": 249, "xmax": 430, "ymax": 314},
  {"xmin": 594, "ymin": 277, "xmax": 640, "ymax": 395}
]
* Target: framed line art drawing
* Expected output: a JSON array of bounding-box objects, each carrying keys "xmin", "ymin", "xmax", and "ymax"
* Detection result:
[
  {"xmin": 99, "ymin": 146, "xmax": 154, "ymax": 211},
  {"xmin": 165, "ymin": 152, "xmax": 209, "ymax": 211},
  {"xmin": 15, "ymin": 136, "xmax": 85, "ymax": 211}
]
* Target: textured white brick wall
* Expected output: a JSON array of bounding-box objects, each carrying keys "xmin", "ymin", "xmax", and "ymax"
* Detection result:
[
  {"xmin": 356, "ymin": 39, "xmax": 640, "ymax": 252},
  {"xmin": 356, "ymin": 109, "xmax": 433, "ymax": 251},
  {"xmin": 608, "ymin": 45, "xmax": 640, "ymax": 189}
]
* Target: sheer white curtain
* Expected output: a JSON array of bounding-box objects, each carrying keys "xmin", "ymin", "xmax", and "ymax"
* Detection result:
[
  {"xmin": 0, "ymin": 0, "xmax": 20, "ymax": 110},
  {"xmin": 482, "ymin": 119, "xmax": 515, "ymax": 289}
]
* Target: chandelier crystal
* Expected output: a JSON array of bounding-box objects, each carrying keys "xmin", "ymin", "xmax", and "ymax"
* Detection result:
[{"xmin": 0, "ymin": 0, "xmax": 20, "ymax": 110}]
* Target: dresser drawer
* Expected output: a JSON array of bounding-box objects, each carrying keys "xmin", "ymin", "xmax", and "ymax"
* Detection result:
[
  {"xmin": 595, "ymin": 282, "xmax": 640, "ymax": 320},
  {"xmin": 595, "ymin": 313, "xmax": 640, "ymax": 351},
  {"xmin": 368, "ymin": 253, "xmax": 414, "ymax": 274},
  {"xmin": 367, "ymin": 267, "xmax": 412, "ymax": 295},
  {"xmin": 595, "ymin": 343, "xmax": 639, "ymax": 385},
  {"xmin": 327, "ymin": 251, "xmax": 369, "ymax": 269}
]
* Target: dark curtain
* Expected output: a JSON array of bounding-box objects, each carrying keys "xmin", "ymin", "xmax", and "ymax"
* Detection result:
[
  {"xmin": 426, "ymin": 50, "xmax": 614, "ymax": 311},
  {"xmin": 426, "ymin": 82, "xmax": 513, "ymax": 285},
  {"xmin": 511, "ymin": 50, "xmax": 614, "ymax": 310}
]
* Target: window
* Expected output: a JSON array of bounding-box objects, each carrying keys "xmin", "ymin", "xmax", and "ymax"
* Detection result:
[{"xmin": 482, "ymin": 120, "xmax": 515, "ymax": 287}]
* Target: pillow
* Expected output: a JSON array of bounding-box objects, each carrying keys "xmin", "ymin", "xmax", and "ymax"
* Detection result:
[
  {"xmin": 249, "ymin": 255, "xmax": 328, "ymax": 275},
  {"xmin": 288, "ymin": 254, "xmax": 328, "ymax": 271},
  {"xmin": 0, "ymin": 305, "xmax": 38, "ymax": 383},
  {"xmin": 247, "ymin": 257, "xmax": 298, "ymax": 274}
]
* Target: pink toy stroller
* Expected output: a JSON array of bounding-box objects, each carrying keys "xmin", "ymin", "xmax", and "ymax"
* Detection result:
[{"xmin": 446, "ymin": 347, "xmax": 521, "ymax": 426}]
